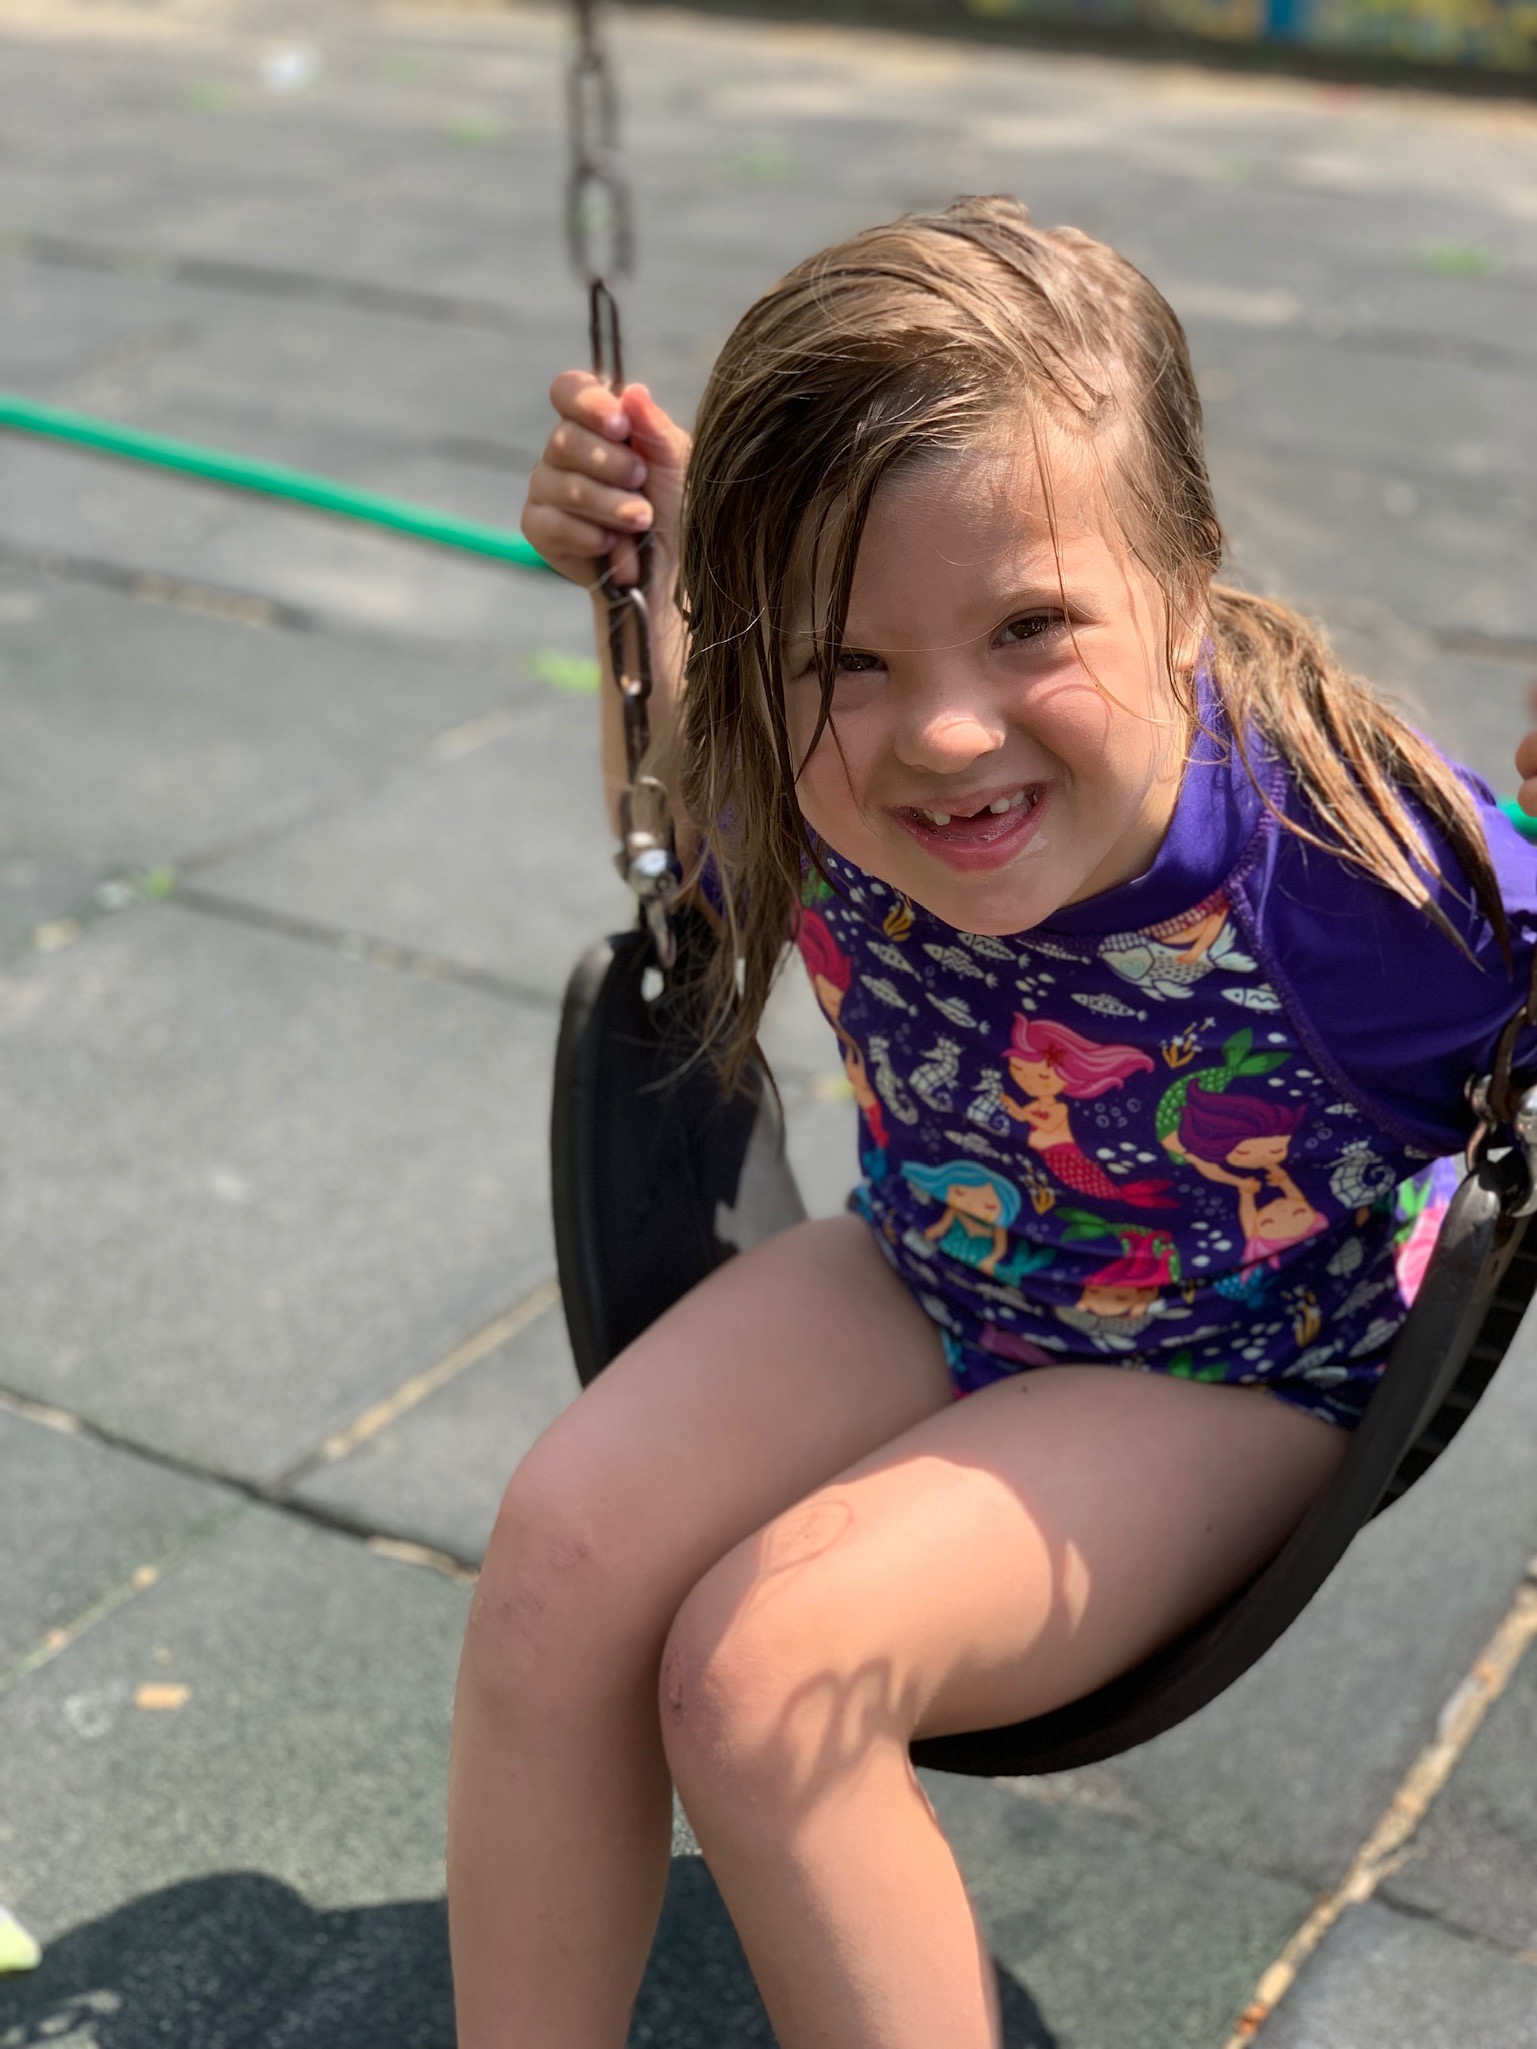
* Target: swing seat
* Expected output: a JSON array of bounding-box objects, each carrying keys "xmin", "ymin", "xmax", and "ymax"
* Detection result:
[{"xmin": 551, "ymin": 924, "xmax": 1537, "ymax": 1776}]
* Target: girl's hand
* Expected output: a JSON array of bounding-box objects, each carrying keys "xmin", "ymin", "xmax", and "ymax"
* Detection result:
[{"xmin": 521, "ymin": 370, "xmax": 691, "ymax": 590}]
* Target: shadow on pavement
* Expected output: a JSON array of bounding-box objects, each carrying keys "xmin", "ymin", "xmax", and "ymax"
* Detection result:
[{"xmin": 0, "ymin": 1862, "xmax": 1055, "ymax": 2047}]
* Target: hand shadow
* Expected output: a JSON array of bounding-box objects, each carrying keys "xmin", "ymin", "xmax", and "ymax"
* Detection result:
[{"xmin": 0, "ymin": 1860, "xmax": 1055, "ymax": 2048}]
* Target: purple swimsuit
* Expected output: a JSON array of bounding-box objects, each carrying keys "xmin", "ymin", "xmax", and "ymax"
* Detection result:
[{"xmin": 794, "ymin": 692, "xmax": 1537, "ymax": 1428}]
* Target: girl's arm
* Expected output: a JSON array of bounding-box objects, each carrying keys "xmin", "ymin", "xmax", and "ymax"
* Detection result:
[{"xmin": 520, "ymin": 372, "xmax": 695, "ymax": 856}]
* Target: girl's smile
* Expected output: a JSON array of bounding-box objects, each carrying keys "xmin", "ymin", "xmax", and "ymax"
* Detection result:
[{"xmin": 785, "ymin": 441, "xmax": 1198, "ymax": 935}]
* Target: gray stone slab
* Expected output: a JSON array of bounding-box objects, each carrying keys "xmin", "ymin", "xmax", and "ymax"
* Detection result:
[
  {"xmin": 923, "ymin": 1770, "xmax": 1315, "ymax": 2049},
  {"xmin": 0, "ymin": 428, "xmax": 599, "ymax": 651},
  {"xmin": 0, "ymin": 900, "xmax": 555, "ymax": 1485},
  {"xmin": 1261, "ymin": 1900, "xmax": 1537, "ymax": 2049},
  {"xmin": 0, "ymin": 1503, "xmax": 468, "ymax": 1944},
  {"xmin": 1019, "ymin": 1318, "xmax": 1537, "ymax": 1891},
  {"xmin": 290, "ymin": 1293, "xmax": 579, "ymax": 1564},
  {"xmin": 1380, "ymin": 1594, "xmax": 1537, "ymax": 1954},
  {"xmin": 0, "ymin": 560, "xmax": 592, "ymax": 951},
  {"xmin": 191, "ymin": 686, "xmax": 634, "ymax": 1001},
  {"xmin": 0, "ymin": 1408, "xmax": 237, "ymax": 1676}
]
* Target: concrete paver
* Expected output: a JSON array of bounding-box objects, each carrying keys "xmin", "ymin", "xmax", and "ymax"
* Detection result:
[
  {"xmin": 0, "ymin": 562, "xmax": 592, "ymax": 954},
  {"xmin": 928, "ymin": 1773, "xmax": 1315, "ymax": 2049},
  {"xmin": 1380, "ymin": 1591, "xmax": 1537, "ymax": 1953},
  {"xmin": 0, "ymin": 1410, "xmax": 237, "ymax": 1678},
  {"xmin": 193, "ymin": 685, "xmax": 637, "ymax": 1001},
  {"xmin": 290, "ymin": 1294, "xmax": 579, "ymax": 1561},
  {"xmin": 0, "ymin": 1507, "xmax": 469, "ymax": 1942},
  {"xmin": 1260, "ymin": 1900, "xmax": 1537, "ymax": 2048},
  {"xmin": 0, "ymin": 901, "xmax": 555, "ymax": 1484}
]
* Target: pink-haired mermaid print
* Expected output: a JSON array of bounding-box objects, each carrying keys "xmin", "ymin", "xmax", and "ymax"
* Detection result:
[
  {"xmin": 797, "ymin": 906, "xmax": 889, "ymax": 1159},
  {"xmin": 1000, "ymin": 1015, "xmax": 1174, "ymax": 1209}
]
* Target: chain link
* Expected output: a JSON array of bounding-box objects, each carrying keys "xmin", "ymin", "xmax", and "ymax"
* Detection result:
[{"xmin": 566, "ymin": 0, "xmax": 678, "ymax": 967}]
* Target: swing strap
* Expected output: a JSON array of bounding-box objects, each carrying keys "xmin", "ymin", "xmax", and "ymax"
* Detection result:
[{"xmin": 566, "ymin": 0, "xmax": 681, "ymax": 968}]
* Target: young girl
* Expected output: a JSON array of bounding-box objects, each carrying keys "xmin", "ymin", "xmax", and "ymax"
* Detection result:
[{"xmin": 449, "ymin": 196, "xmax": 1537, "ymax": 2049}]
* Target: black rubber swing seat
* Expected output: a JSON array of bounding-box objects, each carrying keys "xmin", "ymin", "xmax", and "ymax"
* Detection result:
[{"xmin": 551, "ymin": 911, "xmax": 1537, "ymax": 1777}]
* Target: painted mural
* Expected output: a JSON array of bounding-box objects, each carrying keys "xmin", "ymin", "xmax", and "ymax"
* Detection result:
[{"xmin": 964, "ymin": 0, "xmax": 1537, "ymax": 70}]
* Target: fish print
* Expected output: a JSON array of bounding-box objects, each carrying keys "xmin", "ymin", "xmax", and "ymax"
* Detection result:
[
  {"xmin": 923, "ymin": 943, "xmax": 995, "ymax": 985},
  {"xmin": 867, "ymin": 940, "xmax": 920, "ymax": 979},
  {"xmin": 926, "ymin": 991, "xmax": 981, "ymax": 1030},
  {"xmin": 1072, "ymin": 991, "xmax": 1141, "ymax": 1020},
  {"xmin": 960, "ymin": 931, "xmax": 1016, "ymax": 962},
  {"xmin": 861, "ymin": 975, "xmax": 917, "ymax": 1014},
  {"xmin": 1221, "ymin": 986, "xmax": 1282, "ymax": 1013}
]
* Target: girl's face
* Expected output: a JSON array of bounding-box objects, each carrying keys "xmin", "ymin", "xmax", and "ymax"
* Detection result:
[{"xmin": 784, "ymin": 440, "xmax": 1196, "ymax": 936}]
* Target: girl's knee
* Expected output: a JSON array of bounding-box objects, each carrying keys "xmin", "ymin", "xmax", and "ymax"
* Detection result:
[
  {"xmin": 462, "ymin": 1447, "xmax": 650, "ymax": 1715},
  {"xmin": 658, "ymin": 1552, "xmax": 919, "ymax": 1805}
]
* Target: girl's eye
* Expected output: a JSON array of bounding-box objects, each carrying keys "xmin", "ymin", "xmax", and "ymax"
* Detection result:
[
  {"xmin": 834, "ymin": 649, "xmax": 885, "ymax": 677},
  {"xmin": 998, "ymin": 611, "xmax": 1063, "ymax": 647}
]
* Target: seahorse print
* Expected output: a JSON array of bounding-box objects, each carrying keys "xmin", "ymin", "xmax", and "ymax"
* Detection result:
[
  {"xmin": 966, "ymin": 1066, "xmax": 1013, "ymax": 1139},
  {"xmin": 910, "ymin": 1037, "xmax": 963, "ymax": 1114},
  {"xmin": 867, "ymin": 1034, "xmax": 920, "ymax": 1126}
]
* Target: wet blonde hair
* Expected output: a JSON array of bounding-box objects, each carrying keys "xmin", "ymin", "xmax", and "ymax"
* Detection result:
[{"xmin": 674, "ymin": 194, "xmax": 1505, "ymax": 1084}]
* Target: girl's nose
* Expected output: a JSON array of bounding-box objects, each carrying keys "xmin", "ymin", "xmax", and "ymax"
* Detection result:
[{"xmin": 895, "ymin": 688, "xmax": 1007, "ymax": 774}]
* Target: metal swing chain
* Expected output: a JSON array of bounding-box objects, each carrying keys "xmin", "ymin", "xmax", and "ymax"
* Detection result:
[{"xmin": 566, "ymin": 0, "xmax": 681, "ymax": 970}]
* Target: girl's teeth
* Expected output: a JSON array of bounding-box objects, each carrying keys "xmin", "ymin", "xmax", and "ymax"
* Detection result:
[{"xmin": 917, "ymin": 790, "xmax": 1032, "ymax": 826}]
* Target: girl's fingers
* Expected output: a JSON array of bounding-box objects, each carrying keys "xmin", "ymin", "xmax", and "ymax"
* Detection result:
[
  {"xmin": 527, "ymin": 459, "xmax": 654, "ymax": 536},
  {"xmin": 619, "ymin": 383, "xmax": 692, "ymax": 480},
  {"xmin": 1516, "ymin": 729, "xmax": 1537, "ymax": 784},
  {"xmin": 549, "ymin": 368, "xmax": 630, "ymax": 439},
  {"xmin": 1518, "ymin": 775, "xmax": 1537, "ymax": 820},
  {"xmin": 519, "ymin": 503, "xmax": 615, "ymax": 586},
  {"xmin": 547, "ymin": 417, "xmax": 648, "ymax": 488}
]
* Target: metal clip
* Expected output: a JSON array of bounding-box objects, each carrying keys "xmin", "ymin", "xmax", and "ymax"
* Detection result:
[{"xmin": 1512, "ymin": 1083, "xmax": 1537, "ymax": 1217}]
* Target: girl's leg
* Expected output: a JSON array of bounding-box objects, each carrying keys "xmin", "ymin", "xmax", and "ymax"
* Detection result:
[
  {"xmin": 446, "ymin": 1215, "xmax": 954, "ymax": 2049},
  {"xmin": 660, "ymin": 1365, "xmax": 1348, "ymax": 2049}
]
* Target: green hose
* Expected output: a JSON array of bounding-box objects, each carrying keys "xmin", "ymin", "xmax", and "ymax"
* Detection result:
[{"xmin": 0, "ymin": 391, "xmax": 552, "ymax": 573}]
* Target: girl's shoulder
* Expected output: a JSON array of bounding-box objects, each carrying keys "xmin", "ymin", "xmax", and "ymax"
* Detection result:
[{"xmin": 1231, "ymin": 753, "xmax": 1537, "ymax": 1155}]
